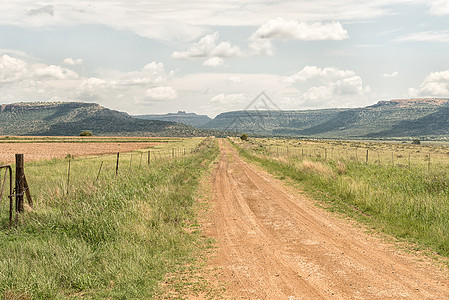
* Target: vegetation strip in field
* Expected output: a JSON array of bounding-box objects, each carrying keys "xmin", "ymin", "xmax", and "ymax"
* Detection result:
[
  {"xmin": 0, "ymin": 137, "xmax": 218, "ymax": 299},
  {"xmin": 231, "ymin": 138, "xmax": 449, "ymax": 261}
]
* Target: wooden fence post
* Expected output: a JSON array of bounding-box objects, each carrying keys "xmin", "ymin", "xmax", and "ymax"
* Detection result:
[
  {"xmin": 66, "ymin": 158, "xmax": 71, "ymax": 195},
  {"xmin": 366, "ymin": 149, "xmax": 369, "ymax": 164},
  {"xmin": 148, "ymin": 151, "xmax": 150, "ymax": 165},
  {"xmin": 96, "ymin": 161, "xmax": 103, "ymax": 183},
  {"xmin": 15, "ymin": 154, "xmax": 24, "ymax": 214},
  {"xmin": 116, "ymin": 152, "xmax": 120, "ymax": 176}
]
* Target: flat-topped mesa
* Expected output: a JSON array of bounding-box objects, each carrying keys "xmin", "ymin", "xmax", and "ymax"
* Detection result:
[
  {"xmin": 0, "ymin": 102, "xmax": 102, "ymax": 113},
  {"xmin": 374, "ymin": 98, "xmax": 449, "ymax": 108}
]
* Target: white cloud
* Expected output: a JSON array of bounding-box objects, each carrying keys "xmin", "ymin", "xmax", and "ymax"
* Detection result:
[
  {"xmin": 382, "ymin": 71, "xmax": 399, "ymax": 78},
  {"xmin": 0, "ymin": 55, "xmax": 29, "ymax": 83},
  {"xmin": 303, "ymin": 86, "xmax": 332, "ymax": 100},
  {"xmin": 63, "ymin": 58, "xmax": 83, "ymax": 65},
  {"xmin": 396, "ymin": 30, "xmax": 449, "ymax": 42},
  {"xmin": 0, "ymin": 55, "xmax": 78, "ymax": 83},
  {"xmin": 210, "ymin": 93, "xmax": 246, "ymax": 104},
  {"xmin": 249, "ymin": 18, "xmax": 348, "ymax": 56},
  {"xmin": 202, "ymin": 57, "xmax": 226, "ymax": 67},
  {"xmin": 34, "ymin": 65, "xmax": 79, "ymax": 80},
  {"xmin": 428, "ymin": 0, "xmax": 449, "ymax": 16},
  {"xmin": 172, "ymin": 32, "xmax": 241, "ymax": 60},
  {"xmin": 284, "ymin": 65, "xmax": 370, "ymax": 103},
  {"xmin": 251, "ymin": 18, "xmax": 349, "ymax": 41},
  {"xmin": 284, "ymin": 66, "xmax": 356, "ymax": 83},
  {"xmin": 145, "ymin": 86, "xmax": 178, "ymax": 100},
  {"xmin": 0, "ymin": 1, "xmax": 412, "ymax": 42},
  {"xmin": 410, "ymin": 69, "xmax": 449, "ymax": 96},
  {"xmin": 227, "ymin": 76, "xmax": 242, "ymax": 84}
]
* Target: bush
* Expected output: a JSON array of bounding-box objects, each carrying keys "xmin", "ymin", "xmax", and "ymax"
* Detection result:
[
  {"xmin": 240, "ymin": 133, "xmax": 248, "ymax": 141},
  {"xmin": 80, "ymin": 130, "xmax": 93, "ymax": 136},
  {"xmin": 411, "ymin": 139, "xmax": 420, "ymax": 145}
]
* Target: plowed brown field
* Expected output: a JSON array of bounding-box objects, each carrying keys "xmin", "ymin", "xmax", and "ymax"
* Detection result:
[
  {"xmin": 0, "ymin": 142, "xmax": 158, "ymax": 163},
  {"xmin": 201, "ymin": 139, "xmax": 449, "ymax": 299}
]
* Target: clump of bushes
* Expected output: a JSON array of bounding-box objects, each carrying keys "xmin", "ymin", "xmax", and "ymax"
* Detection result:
[
  {"xmin": 240, "ymin": 133, "xmax": 248, "ymax": 141},
  {"xmin": 80, "ymin": 130, "xmax": 93, "ymax": 136}
]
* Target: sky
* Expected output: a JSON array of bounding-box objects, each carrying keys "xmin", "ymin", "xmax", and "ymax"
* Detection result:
[{"xmin": 1, "ymin": 1, "xmax": 449, "ymax": 117}]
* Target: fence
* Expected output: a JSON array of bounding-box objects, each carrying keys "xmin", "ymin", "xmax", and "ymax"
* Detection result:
[
  {"xmin": 0, "ymin": 146, "xmax": 195, "ymax": 227},
  {"xmin": 240, "ymin": 138, "xmax": 449, "ymax": 172}
]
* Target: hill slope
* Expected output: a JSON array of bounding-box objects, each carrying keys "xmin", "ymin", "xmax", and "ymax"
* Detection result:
[
  {"xmin": 201, "ymin": 98, "xmax": 449, "ymax": 139},
  {"xmin": 0, "ymin": 102, "xmax": 206, "ymax": 136},
  {"xmin": 134, "ymin": 111, "xmax": 212, "ymax": 127}
]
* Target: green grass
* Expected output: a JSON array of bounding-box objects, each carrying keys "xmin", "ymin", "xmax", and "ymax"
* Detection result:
[
  {"xmin": 0, "ymin": 137, "xmax": 218, "ymax": 299},
  {"xmin": 232, "ymin": 137, "xmax": 449, "ymax": 259}
]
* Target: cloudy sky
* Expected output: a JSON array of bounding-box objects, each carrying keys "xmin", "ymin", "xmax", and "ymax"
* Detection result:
[{"xmin": 1, "ymin": 1, "xmax": 449, "ymax": 116}]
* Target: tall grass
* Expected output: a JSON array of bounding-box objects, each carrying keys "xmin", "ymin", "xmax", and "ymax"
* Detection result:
[
  {"xmin": 233, "ymin": 138, "xmax": 449, "ymax": 258},
  {"xmin": 0, "ymin": 137, "xmax": 218, "ymax": 299}
]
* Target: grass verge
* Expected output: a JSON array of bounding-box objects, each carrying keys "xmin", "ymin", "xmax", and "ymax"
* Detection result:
[{"xmin": 0, "ymin": 137, "xmax": 218, "ymax": 299}]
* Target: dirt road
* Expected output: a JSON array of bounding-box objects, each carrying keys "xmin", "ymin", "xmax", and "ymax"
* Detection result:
[{"xmin": 201, "ymin": 139, "xmax": 449, "ymax": 299}]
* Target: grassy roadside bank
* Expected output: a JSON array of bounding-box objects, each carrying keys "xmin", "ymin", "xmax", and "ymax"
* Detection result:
[
  {"xmin": 231, "ymin": 138, "xmax": 449, "ymax": 261},
  {"xmin": 0, "ymin": 137, "xmax": 219, "ymax": 299}
]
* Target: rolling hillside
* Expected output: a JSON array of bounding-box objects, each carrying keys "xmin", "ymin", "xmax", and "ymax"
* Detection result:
[
  {"xmin": 201, "ymin": 98, "xmax": 449, "ymax": 139},
  {"xmin": 0, "ymin": 102, "xmax": 208, "ymax": 136}
]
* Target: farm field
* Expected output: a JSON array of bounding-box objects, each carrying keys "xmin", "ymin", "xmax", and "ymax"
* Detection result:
[
  {"xmin": 0, "ymin": 136, "xmax": 218, "ymax": 299},
  {"xmin": 0, "ymin": 136, "xmax": 187, "ymax": 163}
]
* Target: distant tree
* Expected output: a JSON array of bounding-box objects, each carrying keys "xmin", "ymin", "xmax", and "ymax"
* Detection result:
[
  {"xmin": 80, "ymin": 130, "xmax": 93, "ymax": 136},
  {"xmin": 240, "ymin": 133, "xmax": 248, "ymax": 141},
  {"xmin": 411, "ymin": 139, "xmax": 421, "ymax": 145}
]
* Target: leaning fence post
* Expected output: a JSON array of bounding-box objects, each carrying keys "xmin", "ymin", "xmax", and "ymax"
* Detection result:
[
  {"xmin": 95, "ymin": 161, "xmax": 103, "ymax": 183},
  {"xmin": 15, "ymin": 154, "xmax": 24, "ymax": 214},
  {"xmin": 116, "ymin": 152, "xmax": 120, "ymax": 176}
]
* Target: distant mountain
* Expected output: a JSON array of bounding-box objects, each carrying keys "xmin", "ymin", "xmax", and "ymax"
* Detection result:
[
  {"xmin": 200, "ymin": 98, "xmax": 449, "ymax": 139},
  {"xmin": 0, "ymin": 102, "xmax": 210, "ymax": 136},
  {"xmin": 134, "ymin": 111, "xmax": 212, "ymax": 127}
]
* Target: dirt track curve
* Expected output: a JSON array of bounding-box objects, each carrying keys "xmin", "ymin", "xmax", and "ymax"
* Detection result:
[{"xmin": 201, "ymin": 139, "xmax": 449, "ymax": 299}]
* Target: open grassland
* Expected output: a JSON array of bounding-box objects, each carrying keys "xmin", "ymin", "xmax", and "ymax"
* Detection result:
[
  {"xmin": 232, "ymin": 137, "xmax": 449, "ymax": 260},
  {"xmin": 0, "ymin": 137, "xmax": 218, "ymax": 299}
]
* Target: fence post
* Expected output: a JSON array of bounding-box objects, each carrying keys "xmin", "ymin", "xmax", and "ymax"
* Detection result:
[
  {"xmin": 96, "ymin": 161, "xmax": 103, "ymax": 183},
  {"xmin": 15, "ymin": 154, "xmax": 24, "ymax": 214},
  {"xmin": 139, "ymin": 152, "xmax": 143, "ymax": 169},
  {"xmin": 366, "ymin": 149, "xmax": 369, "ymax": 164},
  {"xmin": 172, "ymin": 148, "xmax": 175, "ymax": 158},
  {"xmin": 428, "ymin": 152, "xmax": 431, "ymax": 171},
  {"xmin": 148, "ymin": 151, "xmax": 150, "ymax": 165},
  {"xmin": 325, "ymin": 148, "xmax": 327, "ymax": 160},
  {"xmin": 116, "ymin": 152, "xmax": 120, "ymax": 176},
  {"xmin": 66, "ymin": 158, "xmax": 71, "ymax": 195}
]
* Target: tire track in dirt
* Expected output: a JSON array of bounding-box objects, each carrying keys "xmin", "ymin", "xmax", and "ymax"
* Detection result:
[{"xmin": 201, "ymin": 139, "xmax": 449, "ymax": 299}]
